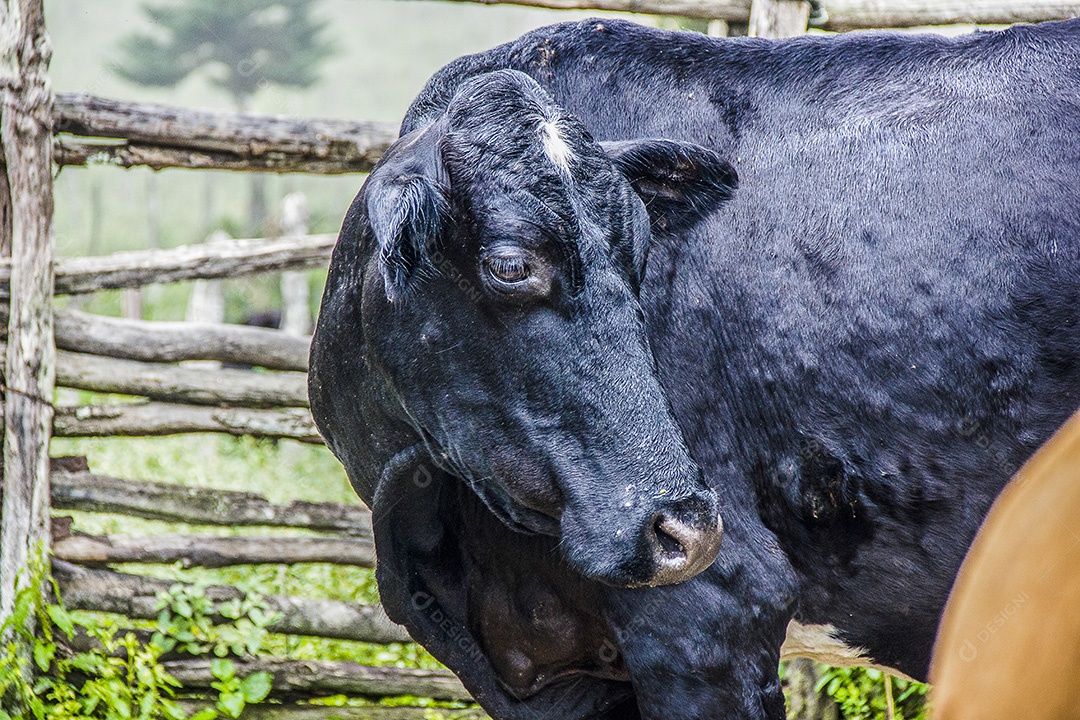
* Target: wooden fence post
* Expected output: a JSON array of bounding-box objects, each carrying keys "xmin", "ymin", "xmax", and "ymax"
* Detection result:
[
  {"xmin": 186, "ymin": 231, "xmax": 228, "ymax": 326},
  {"xmin": 0, "ymin": 0, "xmax": 56, "ymax": 634},
  {"xmin": 748, "ymin": 0, "xmax": 810, "ymax": 38},
  {"xmin": 707, "ymin": 19, "xmax": 729, "ymax": 37},
  {"xmin": 280, "ymin": 192, "xmax": 311, "ymax": 337}
]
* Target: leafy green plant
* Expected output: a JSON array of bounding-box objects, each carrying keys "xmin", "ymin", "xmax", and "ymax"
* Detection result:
[
  {"xmin": 151, "ymin": 580, "xmax": 277, "ymax": 659},
  {"xmin": 0, "ymin": 557, "xmax": 274, "ymax": 720},
  {"xmin": 0, "ymin": 554, "xmax": 185, "ymax": 720},
  {"xmin": 817, "ymin": 666, "xmax": 929, "ymax": 720},
  {"xmin": 151, "ymin": 580, "xmax": 275, "ymax": 719},
  {"xmin": 185, "ymin": 659, "xmax": 271, "ymax": 720}
]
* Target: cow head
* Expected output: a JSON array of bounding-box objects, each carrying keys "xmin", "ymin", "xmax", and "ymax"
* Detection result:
[{"xmin": 312, "ymin": 70, "xmax": 737, "ymax": 589}]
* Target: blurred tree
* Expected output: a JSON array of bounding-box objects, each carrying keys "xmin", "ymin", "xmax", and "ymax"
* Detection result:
[{"xmin": 113, "ymin": 0, "xmax": 336, "ymax": 234}]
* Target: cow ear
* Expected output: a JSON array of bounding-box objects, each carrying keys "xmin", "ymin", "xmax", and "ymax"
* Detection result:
[
  {"xmin": 366, "ymin": 125, "xmax": 449, "ymax": 303},
  {"xmin": 603, "ymin": 139, "xmax": 738, "ymax": 234}
]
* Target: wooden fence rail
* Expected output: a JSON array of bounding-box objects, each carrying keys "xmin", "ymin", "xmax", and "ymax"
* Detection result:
[
  {"xmin": 48, "ymin": 458, "xmax": 373, "ymax": 536},
  {"xmin": 52, "ymin": 532, "xmax": 375, "ymax": 569},
  {"xmin": 164, "ymin": 659, "xmax": 472, "ymax": 702},
  {"xmin": 53, "ymin": 93, "xmax": 398, "ymax": 175},
  {"xmin": 0, "ymin": 234, "xmax": 337, "ymax": 298},
  {"xmin": 53, "ymin": 309, "xmax": 310, "ymax": 371},
  {"xmin": 433, "ymin": 0, "xmax": 1080, "ymax": 26},
  {"xmin": 53, "ymin": 402, "xmax": 321, "ymax": 443},
  {"xmin": 810, "ymin": 0, "xmax": 1080, "ymax": 31},
  {"xmin": 53, "ymin": 561, "xmax": 412, "ymax": 645},
  {"xmin": 54, "ymin": 349, "xmax": 310, "ymax": 408}
]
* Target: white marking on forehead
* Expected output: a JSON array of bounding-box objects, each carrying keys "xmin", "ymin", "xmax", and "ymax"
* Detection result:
[
  {"xmin": 780, "ymin": 621, "xmax": 914, "ymax": 681},
  {"xmin": 540, "ymin": 120, "xmax": 573, "ymax": 173}
]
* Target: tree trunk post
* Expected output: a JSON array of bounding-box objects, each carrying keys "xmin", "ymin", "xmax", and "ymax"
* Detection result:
[
  {"xmin": 0, "ymin": 0, "xmax": 56, "ymax": 650},
  {"xmin": 748, "ymin": 0, "xmax": 810, "ymax": 38},
  {"xmin": 707, "ymin": 19, "xmax": 729, "ymax": 37},
  {"xmin": 280, "ymin": 192, "xmax": 310, "ymax": 337},
  {"xmin": 185, "ymin": 230, "xmax": 228, "ymax": 369},
  {"xmin": 784, "ymin": 658, "xmax": 840, "ymax": 720}
]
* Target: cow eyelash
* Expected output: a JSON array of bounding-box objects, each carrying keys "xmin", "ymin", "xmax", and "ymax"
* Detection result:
[{"xmin": 484, "ymin": 254, "xmax": 531, "ymax": 284}]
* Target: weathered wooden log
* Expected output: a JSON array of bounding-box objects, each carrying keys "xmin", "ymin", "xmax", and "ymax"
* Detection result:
[
  {"xmin": 55, "ymin": 138, "xmax": 361, "ymax": 175},
  {"xmin": 53, "ymin": 402, "xmax": 322, "ymax": 443},
  {"xmin": 174, "ymin": 703, "xmax": 488, "ymax": 720},
  {"xmin": 49, "ymin": 458, "xmax": 372, "ymax": 537},
  {"xmin": 436, "ymin": 0, "xmax": 753, "ymax": 21},
  {"xmin": 280, "ymin": 193, "xmax": 313, "ymax": 337},
  {"xmin": 53, "ymin": 533, "xmax": 375, "ymax": 569},
  {"xmin": 0, "ymin": 234, "xmax": 336, "ymax": 297},
  {"xmin": 53, "ymin": 561, "xmax": 412, "ymax": 644},
  {"xmin": 53, "ymin": 93, "xmax": 398, "ymax": 175},
  {"xmin": 53, "ymin": 349, "xmax": 309, "ymax": 408},
  {"xmin": 815, "ymin": 0, "xmax": 1080, "ymax": 31},
  {"xmin": 1, "ymin": 0, "xmax": 55, "ymax": 639},
  {"xmin": 53, "ymin": 309, "xmax": 310, "ymax": 371},
  {"xmin": 433, "ymin": 0, "xmax": 1080, "ymax": 27},
  {"xmin": 164, "ymin": 659, "xmax": 471, "ymax": 702}
]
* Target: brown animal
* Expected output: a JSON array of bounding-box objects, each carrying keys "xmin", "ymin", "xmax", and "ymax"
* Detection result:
[{"xmin": 931, "ymin": 408, "xmax": 1080, "ymax": 719}]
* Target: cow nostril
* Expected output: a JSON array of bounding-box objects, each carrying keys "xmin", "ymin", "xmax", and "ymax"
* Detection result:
[
  {"xmin": 645, "ymin": 512, "xmax": 724, "ymax": 587},
  {"xmin": 654, "ymin": 517, "xmax": 687, "ymax": 557}
]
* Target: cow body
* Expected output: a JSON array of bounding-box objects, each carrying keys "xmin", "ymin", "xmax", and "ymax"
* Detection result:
[{"xmin": 310, "ymin": 18, "xmax": 1080, "ymax": 720}]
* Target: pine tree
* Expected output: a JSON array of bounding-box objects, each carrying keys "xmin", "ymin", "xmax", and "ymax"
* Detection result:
[{"xmin": 113, "ymin": 0, "xmax": 337, "ymax": 232}]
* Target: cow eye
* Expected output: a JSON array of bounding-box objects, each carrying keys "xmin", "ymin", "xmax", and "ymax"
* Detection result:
[
  {"xmin": 484, "ymin": 254, "xmax": 530, "ymax": 284},
  {"xmin": 479, "ymin": 246, "xmax": 552, "ymax": 300}
]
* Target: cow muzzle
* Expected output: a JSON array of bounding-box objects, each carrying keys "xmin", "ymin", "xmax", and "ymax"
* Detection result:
[
  {"xmin": 646, "ymin": 510, "xmax": 724, "ymax": 586},
  {"xmin": 560, "ymin": 486, "xmax": 723, "ymax": 587}
]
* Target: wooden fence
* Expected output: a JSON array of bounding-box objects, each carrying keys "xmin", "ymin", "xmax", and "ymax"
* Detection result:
[
  {"xmin": 3, "ymin": 0, "xmax": 1080, "ymax": 718},
  {"xmin": 0, "ymin": 234, "xmax": 487, "ymax": 716}
]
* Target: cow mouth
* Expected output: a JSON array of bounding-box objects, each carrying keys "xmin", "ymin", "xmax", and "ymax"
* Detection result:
[{"xmin": 469, "ymin": 478, "xmax": 561, "ymax": 536}]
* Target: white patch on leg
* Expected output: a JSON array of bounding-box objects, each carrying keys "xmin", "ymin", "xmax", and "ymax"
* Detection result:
[
  {"xmin": 780, "ymin": 621, "xmax": 914, "ymax": 681},
  {"xmin": 540, "ymin": 120, "xmax": 573, "ymax": 173}
]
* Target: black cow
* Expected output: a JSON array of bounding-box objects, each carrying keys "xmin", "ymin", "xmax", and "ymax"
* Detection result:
[{"xmin": 309, "ymin": 18, "xmax": 1080, "ymax": 720}]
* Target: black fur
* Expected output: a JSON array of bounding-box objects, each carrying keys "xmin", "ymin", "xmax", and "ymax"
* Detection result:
[{"xmin": 311, "ymin": 18, "xmax": 1080, "ymax": 720}]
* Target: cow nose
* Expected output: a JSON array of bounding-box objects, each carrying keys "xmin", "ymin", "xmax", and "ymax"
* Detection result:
[{"xmin": 647, "ymin": 511, "xmax": 723, "ymax": 586}]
